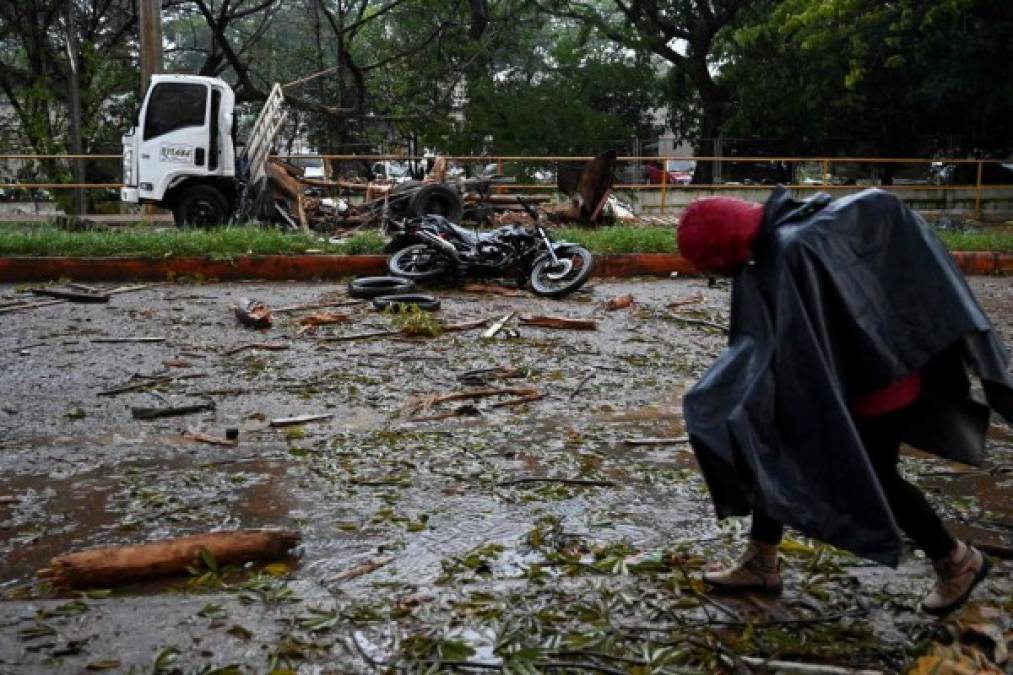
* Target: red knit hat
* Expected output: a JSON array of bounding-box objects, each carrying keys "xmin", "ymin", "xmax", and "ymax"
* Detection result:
[{"xmin": 677, "ymin": 197, "xmax": 764, "ymax": 275}]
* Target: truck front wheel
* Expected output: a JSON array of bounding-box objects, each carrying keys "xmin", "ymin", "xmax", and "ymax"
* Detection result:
[{"xmin": 173, "ymin": 185, "xmax": 229, "ymax": 227}]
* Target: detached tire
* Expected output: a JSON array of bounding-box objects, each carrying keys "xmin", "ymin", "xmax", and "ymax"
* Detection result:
[
  {"xmin": 408, "ymin": 184, "xmax": 463, "ymax": 222},
  {"xmin": 373, "ymin": 294, "xmax": 441, "ymax": 312},
  {"xmin": 173, "ymin": 185, "xmax": 229, "ymax": 227},
  {"xmin": 348, "ymin": 276, "xmax": 416, "ymax": 299}
]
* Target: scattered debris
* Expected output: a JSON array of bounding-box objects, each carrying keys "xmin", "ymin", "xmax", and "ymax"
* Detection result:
[
  {"xmin": 273, "ymin": 299, "xmax": 365, "ymax": 314},
  {"xmin": 182, "ymin": 430, "xmax": 238, "ymax": 447},
  {"xmin": 0, "ymin": 299, "xmax": 65, "ymax": 314},
  {"xmin": 605, "ymin": 294, "xmax": 634, "ymax": 310},
  {"xmin": 482, "ymin": 312, "xmax": 516, "ymax": 338},
  {"xmin": 131, "ymin": 402, "xmax": 215, "ymax": 420},
  {"xmin": 223, "ymin": 342, "xmax": 290, "ymax": 355},
  {"xmin": 407, "ymin": 387, "xmax": 542, "ymax": 415},
  {"xmin": 667, "ymin": 294, "xmax": 705, "ymax": 309},
  {"xmin": 37, "ymin": 529, "xmax": 300, "ymax": 588},
  {"xmin": 30, "ymin": 287, "xmax": 110, "ymax": 303},
  {"xmin": 498, "ymin": 477, "xmax": 615, "ymax": 487},
  {"xmin": 319, "ymin": 330, "xmax": 400, "ymax": 342},
  {"xmin": 298, "ymin": 312, "xmax": 349, "ymax": 328},
  {"xmin": 442, "ymin": 318, "xmax": 490, "ymax": 333},
  {"xmin": 623, "ymin": 437, "xmax": 690, "ymax": 446},
  {"xmin": 91, "ymin": 337, "xmax": 166, "ymax": 344},
  {"xmin": 669, "ymin": 315, "xmax": 729, "ymax": 333},
  {"xmin": 461, "ymin": 283, "xmax": 525, "ymax": 297},
  {"xmin": 519, "ymin": 315, "xmax": 597, "ymax": 330},
  {"xmin": 235, "ymin": 297, "xmax": 272, "ymax": 329},
  {"xmin": 269, "ymin": 413, "xmax": 332, "ymax": 427},
  {"xmin": 98, "ymin": 373, "xmax": 204, "ymax": 396},
  {"xmin": 329, "ymin": 556, "xmax": 394, "ymax": 583},
  {"xmin": 457, "ymin": 366, "xmax": 524, "ymax": 386},
  {"xmin": 570, "ymin": 371, "xmax": 595, "ymax": 399}
]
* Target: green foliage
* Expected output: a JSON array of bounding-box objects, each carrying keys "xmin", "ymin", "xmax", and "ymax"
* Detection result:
[
  {"xmin": 385, "ymin": 304, "xmax": 444, "ymax": 338},
  {"xmin": 557, "ymin": 226, "xmax": 676, "ymax": 254},
  {"xmin": 719, "ymin": 0, "xmax": 1013, "ymax": 155}
]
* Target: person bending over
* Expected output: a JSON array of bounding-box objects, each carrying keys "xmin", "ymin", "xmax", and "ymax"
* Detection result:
[{"xmin": 678, "ymin": 188, "xmax": 1012, "ymax": 615}]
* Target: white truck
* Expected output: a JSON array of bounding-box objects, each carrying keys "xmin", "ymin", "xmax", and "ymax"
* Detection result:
[{"xmin": 121, "ymin": 74, "xmax": 286, "ymax": 226}]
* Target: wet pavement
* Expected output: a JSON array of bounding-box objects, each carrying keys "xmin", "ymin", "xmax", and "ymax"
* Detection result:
[{"xmin": 0, "ymin": 277, "xmax": 1010, "ymax": 674}]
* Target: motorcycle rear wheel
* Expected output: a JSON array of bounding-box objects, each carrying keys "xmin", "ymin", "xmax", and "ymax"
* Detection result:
[
  {"xmin": 528, "ymin": 246, "xmax": 594, "ymax": 297},
  {"xmin": 388, "ymin": 244, "xmax": 451, "ymax": 280}
]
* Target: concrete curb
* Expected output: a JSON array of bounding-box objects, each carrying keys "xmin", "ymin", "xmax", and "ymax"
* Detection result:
[{"xmin": 0, "ymin": 252, "xmax": 1008, "ymax": 282}]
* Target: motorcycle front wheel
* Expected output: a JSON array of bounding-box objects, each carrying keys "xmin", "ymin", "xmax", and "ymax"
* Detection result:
[
  {"xmin": 528, "ymin": 246, "xmax": 594, "ymax": 297},
  {"xmin": 387, "ymin": 243, "xmax": 451, "ymax": 280}
]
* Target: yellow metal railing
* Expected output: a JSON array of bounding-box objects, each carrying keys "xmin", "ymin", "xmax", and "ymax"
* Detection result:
[{"xmin": 0, "ymin": 153, "xmax": 1009, "ymax": 218}]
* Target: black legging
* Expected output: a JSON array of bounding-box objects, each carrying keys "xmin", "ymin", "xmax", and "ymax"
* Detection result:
[{"xmin": 751, "ymin": 405, "xmax": 957, "ymax": 560}]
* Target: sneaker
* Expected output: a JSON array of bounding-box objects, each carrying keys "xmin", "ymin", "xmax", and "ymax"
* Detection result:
[
  {"xmin": 922, "ymin": 542, "xmax": 992, "ymax": 616},
  {"xmin": 703, "ymin": 542, "xmax": 783, "ymax": 595}
]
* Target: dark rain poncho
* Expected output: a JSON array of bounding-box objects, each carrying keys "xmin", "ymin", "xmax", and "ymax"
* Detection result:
[{"xmin": 683, "ymin": 187, "xmax": 1013, "ymax": 566}]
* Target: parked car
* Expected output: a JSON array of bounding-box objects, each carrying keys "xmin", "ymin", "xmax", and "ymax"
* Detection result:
[{"xmin": 645, "ymin": 160, "xmax": 693, "ymax": 185}]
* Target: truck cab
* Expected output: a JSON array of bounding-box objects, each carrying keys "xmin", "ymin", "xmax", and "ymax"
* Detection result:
[{"xmin": 121, "ymin": 75, "xmax": 237, "ymax": 225}]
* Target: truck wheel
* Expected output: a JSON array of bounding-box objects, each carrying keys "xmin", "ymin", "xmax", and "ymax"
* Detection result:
[{"xmin": 173, "ymin": 185, "xmax": 229, "ymax": 227}]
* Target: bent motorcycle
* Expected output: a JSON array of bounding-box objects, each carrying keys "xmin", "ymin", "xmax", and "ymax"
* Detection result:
[{"xmin": 385, "ymin": 201, "xmax": 594, "ymax": 298}]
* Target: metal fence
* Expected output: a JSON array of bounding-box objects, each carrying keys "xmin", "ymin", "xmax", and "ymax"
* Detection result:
[{"xmin": 1, "ymin": 153, "xmax": 1011, "ymax": 219}]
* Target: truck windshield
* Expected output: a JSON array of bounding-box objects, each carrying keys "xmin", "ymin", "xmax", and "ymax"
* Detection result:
[{"xmin": 144, "ymin": 83, "xmax": 207, "ymax": 140}]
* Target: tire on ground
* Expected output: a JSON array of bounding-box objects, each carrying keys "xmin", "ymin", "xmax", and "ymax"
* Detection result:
[
  {"xmin": 348, "ymin": 276, "xmax": 416, "ymax": 299},
  {"xmin": 372, "ymin": 294, "xmax": 442, "ymax": 312},
  {"xmin": 407, "ymin": 184, "xmax": 463, "ymax": 222}
]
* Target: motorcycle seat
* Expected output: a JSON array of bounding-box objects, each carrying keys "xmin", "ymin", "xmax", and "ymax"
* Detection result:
[{"xmin": 444, "ymin": 222, "xmax": 495, "ymax": 246}]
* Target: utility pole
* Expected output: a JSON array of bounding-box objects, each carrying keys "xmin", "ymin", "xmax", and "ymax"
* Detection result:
[
  {"xmin": 139, "ymin": 0, "xmax": 163, "ymax": 95},
  {"xmin": 65, "ymin": 0, "xmax": 86, "ymax": 216},
  {"xmin": 138, "ymin": 0, "xmax": 162, "ymax": 218}
]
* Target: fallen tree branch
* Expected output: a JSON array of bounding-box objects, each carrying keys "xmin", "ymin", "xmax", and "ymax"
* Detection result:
[
  {"xmin": 98, "ymin": 373, "xmax": 205, "ymax": 397},
  {"xmin": 623, "ymin": 437, "xmax": 690, "ymax": 446},
  {"xmin": 37, "ymin": 529, "xmax": 300, "ymax": 588},
  {"xmin": 182, "ymin": 430, "xmax": 237, "ymax": 448},
  {"xmin": 91, "ymin": 337, "xmax": 166, "ymax": 344},
  {"xmin": 407, "ymin": 387, "xmax": 541, "ymax": 414},
  {"xmin": 0, "ymin": 300, "xmax": 68, "ymax": 314},
  {"xmin": 319, "ymin": 330, "xmax": 399, "ymax": 342},
  {"xmin": 131, "ymin": 402, "xmax": 215, "ymax": 419},
  {"xmin": 519, "ymin": 315, "xmax": 597, "ymax": 330},
  {"xmin": 329, "ymin": 556, "xmax": 395, "ymax": 583},
  {"xmin": 223, "ymin": 342, "xmax": 290, "ymax": 355},
  {"xmin": 498, "ymin": 477, "xmax": 615, "ymax": 487},
  {"xmin": 668, "ymin": 316, "xmax": 729, "ymax": 333},
  {"xmin": 30, "ymin": 288, "xmax": 109, "ymax": 303},
  {"xmin": 270, "ymin": 413, "xmax": 332, "ymax": 427}
]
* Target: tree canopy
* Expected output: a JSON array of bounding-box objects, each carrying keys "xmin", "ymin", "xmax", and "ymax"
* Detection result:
[{"xmin": 1, "ymin": 0, "xmax": 1010, "ymax": 175}]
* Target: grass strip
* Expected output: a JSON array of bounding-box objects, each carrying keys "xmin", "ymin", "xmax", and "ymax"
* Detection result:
[
  {"xmin": 0, "ymin": 225, "xmax": 386, "ymax": 259},
  {"xmin": 0, "ymin": 223, "xmax": 1010, "ymax": 257}
]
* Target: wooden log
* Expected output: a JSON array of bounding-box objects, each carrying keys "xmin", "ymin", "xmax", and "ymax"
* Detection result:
[
  {"xmin": 519, "ymin": 315, "xmax": 597, "ymax": 330},
  {"xmin": 37, "ymin": 529, "xmax": 300, "ymax": 588}
]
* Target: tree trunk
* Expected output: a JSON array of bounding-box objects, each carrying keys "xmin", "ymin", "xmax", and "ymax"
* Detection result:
[{"xmin": 64, "ymin": 0, "xmax": 86, "ymax": 216}]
